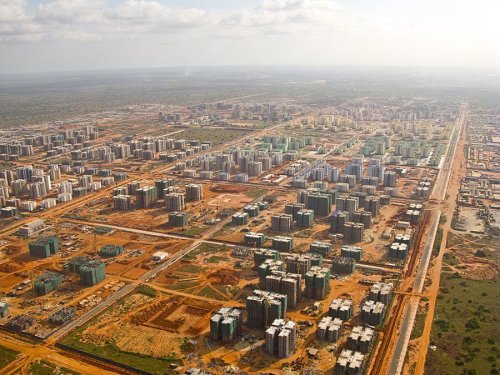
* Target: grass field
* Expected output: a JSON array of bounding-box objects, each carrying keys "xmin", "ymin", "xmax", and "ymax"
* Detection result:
[
  {"xmin": 0, "ymin": 344, "xmax": 19, "ymax": 370},
  {"xmin": 172, "ymin": 226, "xmax": 207, "ymax": 237},
  {"xmin": 425, "ymin": 272, "xmax": 499, "ymax": 375},
  {"xmin": 27, "ymin": 360, "xmax": 80, "ymax": 375},
  {"xmin": 135, "ymin": 284, "xmax": 158, "ymax": 298},
  {"xmin": 59, "ymin": 289, "xmax": 182, "ymax": 375},
  {"xmin": 244, "ymin": 188, "xmax": 267, "ymax": 198},
  {"xmin": 184, "ymin": 243, "xmax": 227, "ymax": 260},
  {"xmin": 60, "ymin": 331, "xmax": 179, "ymax": 375},
  {"xmin": 196, "ymin": 285, "xmax": 228, "ymax": 300},
  {"xmin": 176, "ymin": 264, "xmax": 205, "ymax": 274},
  {"xmin": 164, "ymin": 281, "xmax": 199, "ymax": 291},
  {"xmin": 207, "ymin": 255, "xmax": 229, "ymax": 263}
]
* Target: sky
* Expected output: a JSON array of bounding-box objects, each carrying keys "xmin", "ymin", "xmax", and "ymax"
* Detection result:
[{"xmin": 0, "ymin": 0, "xmax": 499, "ymax": 74}]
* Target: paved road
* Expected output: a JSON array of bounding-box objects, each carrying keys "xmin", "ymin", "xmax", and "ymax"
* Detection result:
[{"xmin": 385, "ymin": 103, "xmax": 468, "ymax": 375}]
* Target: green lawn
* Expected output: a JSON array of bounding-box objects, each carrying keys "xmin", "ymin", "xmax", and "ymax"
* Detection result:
[
  {"xmin": 425, "ymin": 274, "xmax": 499, "ymax": 375},
  {"xmin": 0, "ymin": 344, "xmax": 19, "ymax": 370}
]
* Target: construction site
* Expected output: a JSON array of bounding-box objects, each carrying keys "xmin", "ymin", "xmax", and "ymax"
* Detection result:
[{"xmin": 0, "ymin": 80, "xmax": 491, "ymax": 375}]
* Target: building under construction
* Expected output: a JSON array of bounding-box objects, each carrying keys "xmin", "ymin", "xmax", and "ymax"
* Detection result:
[
  {"xmin": 5, "ymin": 314, "xmax": 36, "ymax": 332},
  {"xmin": 99, "ymin": 244, "xmax": 123, "ymax": 258},
  {"xmin": 310, "ymin": 241, "xmax": 332, "ymax": 256},
  {"xmin": 340, "ymin": 245, "xmax": 363, "ymax": 261},
  {"xmin": 329, "ymin": 298, "xmax": 354, "ymax": 321},
  {"xmin": 281, "ymin": 252, "xmax": 322, "ymax": 276},
  {"xmin": 245, "ymin": 232, "xmax": 266, "ymax": 247},
  {"xmin": 34, "ymin": 271, "xmax": 62, "ymax": 295},
  {"xmin": 28, "ymin": 236, "xmax": 59, "ymax": 258},
  {"xmin": 334, "ymin": 349, "xmax": 365, "ymax": 375},
  {"xmin": 368, "ymin": 282, "xmax": 393, "ymax": 304},
  {"xmin": 258, "ymin": 259, "xmax": 286, "ymax": 287},
  {"xmin": 209, "ymin": 308, "xmax": 242, "ymax": 343},
  {"xmin": 232, "ymin": 212, "xmax": 249, "ymax": 226},
  {"xmin": 271, "ymin": 236, "xmax": 294, "ymax": 251},
  {"xmin": 296, "ymin": 209, "xmax": 314, "ymax": 228},
  {"xmin": 265, "ymin": 319, "xmax": 297, "ymax": 358},
  {"xmin": 332, "ymin": 256, "xmax": 356, "ymax": 275},
  {"xmin": 263, "ymin": 271, "xmax": 302, "ymax": 308},
  {"xmin": 168, "ymin": 211, "xmax": 189, "ymax": 227},
  {"xmin": 347, "ymin": 326, "xmax": 375, "ymax": 354},
  {"xmin": 361, "ymin": 300, "xmax": 386, "ymax": 325},
  {"xmin": 49, "ymin": 307, "xmax": 77, "ymax": 325},
  {"xmin": 80, "ymin": 260, "xmax": 106, "ymax": 286},
  {"xmin": 305, "ymin": 266, "xmax": 331, "ymax": 300},
  {"xmin": 254, "ymin": 249, "xmax": 279, "ymax": 269},
  {"xmin": 135, "ymin": 186, "xmax": 157, "ymax": 208},
  {"xmin": 317, "ymin": 316, "xmax": 343, "ymax": 342},
  {"xmin": 246, "ymin": 290, "xmax": 287, "ymax": 329}
]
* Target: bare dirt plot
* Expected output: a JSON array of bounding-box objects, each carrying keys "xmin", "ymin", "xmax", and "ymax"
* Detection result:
[
  {"xmin": 134, "ymin": 295, "xmax": 221, "ymax": 336},
  {"xmin": 206, "ymin": 193, "xmax": 254, "ymax": 209}
]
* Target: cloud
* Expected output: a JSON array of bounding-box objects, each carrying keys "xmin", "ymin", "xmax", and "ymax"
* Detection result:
[
  {"xmin": 0, "ymin": 0, "xmax": 213, "ymax": 42},
  {"xmin": 0, "ymin": 0, "xmax": 374, "ymax": 42}
]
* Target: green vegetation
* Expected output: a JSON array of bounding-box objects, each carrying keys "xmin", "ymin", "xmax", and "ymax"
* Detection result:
[
  {"xmin": 60, "ymin": 331, "xmax": 179, "ymax": 375},
  {"xmin": 442, "ymin": 253, "xmax": 459, "ymax": 266},
  {"xmin": 439, "ymin": 214, "xmax": 447, "ymax": 225},
  {"xmin": 27, "ymin": 360, "xmax": 80, "ymax": 375},
  {"xmin": 432, "ymin": 228, "xmax": 444, "ymax": 257},
  {"xmin": 0, "ymin": 345, "xmax": 19, "ymax": 370},
  {"xmin": 164, "ymin": 281, "xmax": 199, "ymax": 291},
  {"xmin": 58, "ymin": 289, "xmax": 183, "ymax": 375},
  {"xmin": 172, "ymin": 226, "xmax": 207, "ymax": 237},
  {"xmin": 425, "ymin": 275, "xmax": 499, "ymax": 375},
  {"xmin": 207, "ymin": 255, "xmax": 228, "ymax": 263},
  {"xmin": 411, "ymin": 313, "xmax": 427, "ymax": 339},
  {"xmin": 180, "ymin": 339, "xmax": 195, "ymax": 353},
  {"xmin": 136, "ymin": 284, "xmax": 158, "ymax": 298},
  {"xmin": 176, "ymin": 264, "xmax": 205, "ymax": 274},
  {"xmin": 244, "ymin": 188, "xmax": 267, "ymax": 199},
  {"xmin": 475, "ymin": 250, "xmax": 487, "ymax": 258},
  {"xmin": 213, "ymin": 284, "xmax": 239, "ymax": 298},
  {"xmin": 185, "ymin": 243, "xmax": 227, "ymax": 260},
  {"xmin": 62, "ymin": 213, "xmax": 94, "ymax": 221},
  {"xmin": 196, "ymin": 285, "xmax": 228, "ymax": 300}
]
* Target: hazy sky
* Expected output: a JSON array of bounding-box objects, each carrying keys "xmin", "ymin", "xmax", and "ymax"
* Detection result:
[{"xmin": 0, "ymin": 0, "xmax": 499, "ymax": 74}]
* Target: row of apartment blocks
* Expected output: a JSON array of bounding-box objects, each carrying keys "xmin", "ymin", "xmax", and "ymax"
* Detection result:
[
  {"xmin": 294, "ymin": 156, "xmax": 398, "ymax": 185},
  {"xmin": 361, "ymin": 282, "xmax": 394, "ymax": 325},
  {"xmin": 171, "ymin": 138, "xmax": 321, "ymax": 181},
  {"xmin": 0, "ymin": 164, "xmax": 130, "ymax": 214},
  {"xmin": 0, "ymin": 125, "xmax": 97, "ymax": 160},
  {"xmin": 112, "ymin": 180, "xmax": 204, "ymax": 211}
]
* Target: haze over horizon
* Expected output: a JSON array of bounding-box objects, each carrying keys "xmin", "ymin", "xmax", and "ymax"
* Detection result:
[{"xmin": 1, "ymin": 0, "xmax": 499, "ymax": 74}]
